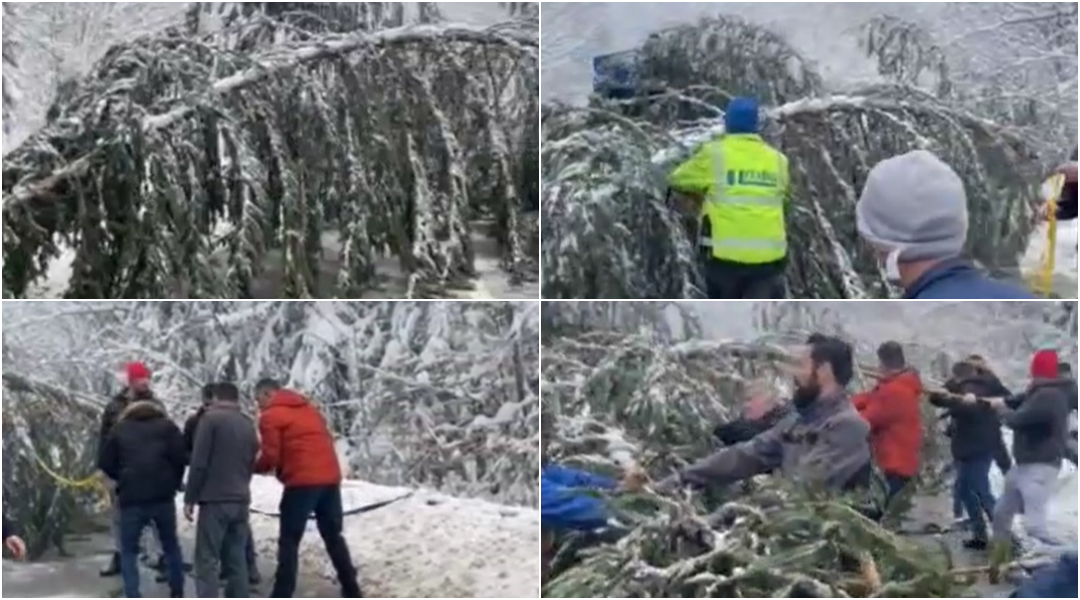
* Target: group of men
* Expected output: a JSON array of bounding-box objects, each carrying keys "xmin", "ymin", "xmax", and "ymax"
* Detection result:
[
  {"xmin": 92, "ymin": 361, "xmax": 363, "ymax": 598},
  {"xmin": 666, "ymin": 96, "xmax": 1078, "ymax": 300},
  {"xmin": 541, "ymin": 334, "xmax": 1078, "ymax": 596}
]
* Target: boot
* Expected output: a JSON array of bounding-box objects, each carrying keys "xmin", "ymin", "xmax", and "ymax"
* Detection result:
[
  {"xmin": 988, "ymin": 539, "xmax": 1013, "ymax": 585},
  {"xmin": 961, "ymin": 537, "xmax": 988, "ymax": 551},
  {"xmin": 99, "ymin": 552, "xmax": 121, "ymax": 577},
  {"xmin": 341, "ymin": 579, "xmax": 364, "ymax": 598}
]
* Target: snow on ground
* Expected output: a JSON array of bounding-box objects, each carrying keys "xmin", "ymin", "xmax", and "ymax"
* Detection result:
[
  {"xmin": 174, "ymin": 475, "xmax": 539, "ymax": 598},
  {"xmin": 26, "ymin": 226, "xmax": 537, "ymax": 299}
]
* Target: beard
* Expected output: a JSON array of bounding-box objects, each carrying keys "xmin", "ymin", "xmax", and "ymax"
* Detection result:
[{"xmin": 791, "ymin": 374, "xmax": 821, "ymax": 409}]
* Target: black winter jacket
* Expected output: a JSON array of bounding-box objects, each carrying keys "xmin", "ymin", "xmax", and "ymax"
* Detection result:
[
  {"xmin": 1002, "ymin": 378, "xmax": 1073, "ymax": 466},
  {"xmin": 98, "ymin": 400, "xmax": 187, "ymax": 508},
  {"xmin": 182, "ymin": 406, "xmax": 208, "ymax": 461},
  {"xmin": 3, "ymin": 515, "xmax": 15, "ymax": 540},
  {"xmin": 97, "ymin": 388, "xmax": 158, "ymax": 470},
  {"xmin": 929, "ymin": 374, "xmax": 1006, "ymax": 461}
]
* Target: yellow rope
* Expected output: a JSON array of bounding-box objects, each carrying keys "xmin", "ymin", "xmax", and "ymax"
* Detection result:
[
  {"xmin": 30, "ymin": 450, "xmax": 111, "ymax": 511},
  {"xmin": 1029, "ymin": 174, "xmax": 1065, "ymax": 298}
]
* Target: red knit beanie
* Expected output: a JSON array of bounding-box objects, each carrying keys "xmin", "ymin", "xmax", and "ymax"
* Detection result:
[
  {"xmin": 1030, "ymin": 350, "xmax": 1059, "ymax": 379},
  {"xmin": 126, "ymin": 361, "xmax": 151, "ymax": 383}
]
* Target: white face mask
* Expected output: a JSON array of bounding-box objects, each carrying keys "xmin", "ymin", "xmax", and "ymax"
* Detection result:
[{"xmin": 883, "ymin": 247, "xmax": 904, "ymax": 284}]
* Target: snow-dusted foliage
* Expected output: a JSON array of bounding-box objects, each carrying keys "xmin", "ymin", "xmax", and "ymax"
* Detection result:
[
  {"xmin": 1, "ymin": 300, "xmax": 539, "ymax": 556},
  {"xmin": 541, "ymin": 300, "xmax": 1077, "ymax": 597},
  {"xmin": 541, "ymin": 13, "xmax": 1060, "ymax": 299},
  {"xmin": 3, "ymin": 4, "xmax": 539, "ymax": 299}
]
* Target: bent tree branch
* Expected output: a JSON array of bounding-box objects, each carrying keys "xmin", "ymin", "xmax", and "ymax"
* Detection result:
[{"xmin": 3, "ymin": 20, "xmax": 538, "ymax": 299}]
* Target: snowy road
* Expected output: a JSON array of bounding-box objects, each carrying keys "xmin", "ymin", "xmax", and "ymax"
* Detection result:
[{"xmin": 2, "ymin": 476, "xmax": 539, "ymax": 598}]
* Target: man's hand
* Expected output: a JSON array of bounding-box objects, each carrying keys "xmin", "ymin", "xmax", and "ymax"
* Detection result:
[
  {"xmin": 1053, "ymin": 162, "xmax": 1078, "ymax": 184},
  {"xmin": 4, "ymin": 535, "xmax": 26, "ymax": 560},
  {"xmin": 961, "ymin": 393, "xmax": 978, "ymax": 404},
  {"xmin": 619, "ymin": 464, "xmax": 650, "ymax": 493},
  {"xmin": 183, "ymin": 504, "xmax": 196, "ymax": 523},
  {"xmin": 982, "ymin": 396, "xmax": 1006, "ymax": 410}
]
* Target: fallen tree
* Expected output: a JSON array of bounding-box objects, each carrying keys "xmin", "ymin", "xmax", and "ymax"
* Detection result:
[
  {"xmin": 539, "ymin": 304, "xmax": 999, "ymax": 597},
  {"xmin": 541, "ymin": 15, "xmax": 1047, "ymax": 299},
  {"xmin": 3, "ymin": 17, "xmax": 538, "ymax": 299}
]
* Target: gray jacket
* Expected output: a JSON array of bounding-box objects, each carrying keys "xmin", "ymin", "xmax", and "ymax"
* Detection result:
[
  {"xmin": 667, "ymin": 391, "xmax": 872, "ymax": 492},
  {"xmin": 1001, "ymin": 378, "xmax": 1073, "ymax": 466},
  {"xmin": 183, "ymin": 403, "xmax": 259, "ymax": 506}
]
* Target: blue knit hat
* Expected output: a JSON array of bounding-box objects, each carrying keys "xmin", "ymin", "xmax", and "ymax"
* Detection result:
[{"xmin": 725, "ymin": 97, "xmax": 760, "ymax": 134}]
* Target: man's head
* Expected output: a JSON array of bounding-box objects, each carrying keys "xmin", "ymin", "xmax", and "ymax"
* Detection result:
[
  {"xmin": 877, "ymin": 341, "xmax": 906, "ymax": 374},
  {"xmin": 200, "ymin": 383, "xmax": 215, "ymax": 407},
  {"xmin": 962, "ymin": 353, "xmax": 992, "ymax": 376},
  {"xmin": 725, "ymin": 97, "xmax": 760, "ymax": 135},
  {"xmin": 952, "ymin": 360, "xmax": 977, "ymax": 381},
  {"xmin": 1030, "ymin": 350, "xmax": 1059, "ymax": 381},
  {"xmin": 1059, "ymin": 362, "xmax": 1073, "ymax": 379},
  {"xmin": 856, "ymin": 150, "xmax": 968, "ymax": 287},
  {"xmin": 126, "ymin": 362, "xmax": 152, "ymax": 394},
  {"xmin": 254, "ymin": 378, "xmax": 281, "ymax": 408},
  {"xmin": 792, "ymin": 335, "xmax": 854, "ymax": 408},
  {"xmin": 212, "ymin": 382, "xmax": 241, "ymax": 404}
]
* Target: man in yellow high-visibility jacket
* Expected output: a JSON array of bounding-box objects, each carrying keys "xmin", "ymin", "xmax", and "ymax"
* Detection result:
[{"xmin": 668, "ymin": 97, "xmax": 791, "ymax": 299}]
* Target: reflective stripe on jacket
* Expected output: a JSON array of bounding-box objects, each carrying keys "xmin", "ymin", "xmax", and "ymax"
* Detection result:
[{"xmin": 669, "ymin": 134, "xmax": 790, "ymax": 265}]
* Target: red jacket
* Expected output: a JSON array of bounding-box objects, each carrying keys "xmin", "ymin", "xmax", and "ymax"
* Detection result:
[
  {"xmin": 255, "ymin": 389, "xmax": 342, "ymax": 487},
  {"xmin": 853, "ymin": 369, "xmax": 923, "ymax": 478}
]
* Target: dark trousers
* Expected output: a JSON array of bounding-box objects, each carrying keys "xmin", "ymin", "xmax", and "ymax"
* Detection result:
[
  {"xmin": 993, "ymin": 437, "xmax": 1013, "ymax": 474},
  {"xmin": 194, "ymin": 502, "xmax": 251, "ymax": 598},
  {"xmin": 952, "ymin": 462, "xmax": 965, "ymax": 519},
  {"xmin": 220, "ymin": 525, "xmax": 259, "ymax": 582},
  {"xmin": 702, "ymin": 257, "xmax": 786, "ymax": 299},
  {"xmin": 118, "ymin": 502, "xmax": 185, "ymax": 598},
  {"xmin": 883, "ymin": 473, "xmax": 910, "ymax": 506},
  {"xmin": 271, "ymin": 485, "xmax": 361, "ymax": 598},
  {"xmin": 955, "ymin": 457, "xmax": 996, "ymax": 541}
]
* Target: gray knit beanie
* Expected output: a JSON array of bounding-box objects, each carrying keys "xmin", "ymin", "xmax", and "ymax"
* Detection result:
[{"xmin": 856, "ymin": 150, "xmax": 968, "ymax": 262}]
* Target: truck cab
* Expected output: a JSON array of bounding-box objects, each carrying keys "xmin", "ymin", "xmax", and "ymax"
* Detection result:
[
  {"xmin": 592, "ymin": 49, "xmax": 715, "ymax": 121},
  {"xmin": 592, "ymin": 49, "xmax": 666, "ymax": 102}
]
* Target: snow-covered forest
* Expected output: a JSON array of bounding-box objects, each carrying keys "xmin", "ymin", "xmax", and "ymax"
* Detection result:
[
  {"xmin": 2, "ymin": 3, "xmax": 539, "ymax": 300},
  {"xmin": 541, "ymin": 300, "xmax": 1078, "ymax": 597},
  {"xmin": 541, "ymin": 3, "xmax": 1078, "ymax": 299},
  {"xmin": 2, "ymin": 300, "xmax": 539, "ymax": 566}
]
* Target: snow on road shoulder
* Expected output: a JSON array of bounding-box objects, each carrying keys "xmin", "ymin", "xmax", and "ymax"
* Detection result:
[{"xmin": 177, "ymin": 476, "xmax": 539, "ymax": 598}]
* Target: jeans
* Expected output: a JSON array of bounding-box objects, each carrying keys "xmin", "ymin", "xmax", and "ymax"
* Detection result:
[
  {"xmin": 992, "ymin": 463, "xmax": 1060, "ymax": 545},
  {"xmin": 194, "ymin": 502, "xmax": 250, "ymax": 598},
  {"xmin": 952, "ymin": 479, "xmax": 965, "ymax": 520},
  {"xmin": 883, "ymin": 473, "xmax": 910, "ymax": 506},
  {"xmin": 109, "ymin": 484, "xmax": 161, "ymax": 556},
  {"xmin": 118, "ymin": 502, "xmax": 185, "ymax": 598},
  {"xmin": 955, "ymin": 457, "xmax": 996, "ymax": 541},
  {"xmin": 271, "ymin": 485, "xmax": 361, "ymax": 598}
]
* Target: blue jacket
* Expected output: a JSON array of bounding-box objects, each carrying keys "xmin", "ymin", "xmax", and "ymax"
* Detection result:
[
  {"xmin": 3, "ymin": 515, "xmax": 15, "ymax": 540},
  {"xmin": 1011, "ymin": 553, "xmax": 1078, "ymax": 598},
  {"xmin": 903, "ymin": 259, "xmax": 1036, "ymax": 300},
  {"xmin": 541, "ymin": 465, "xmax": 616, "ymax": 532}
]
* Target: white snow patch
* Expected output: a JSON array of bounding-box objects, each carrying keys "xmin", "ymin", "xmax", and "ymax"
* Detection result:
[{"xmin": 176, "ymin": 476, "xmax": 539, "ymax": 598}]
